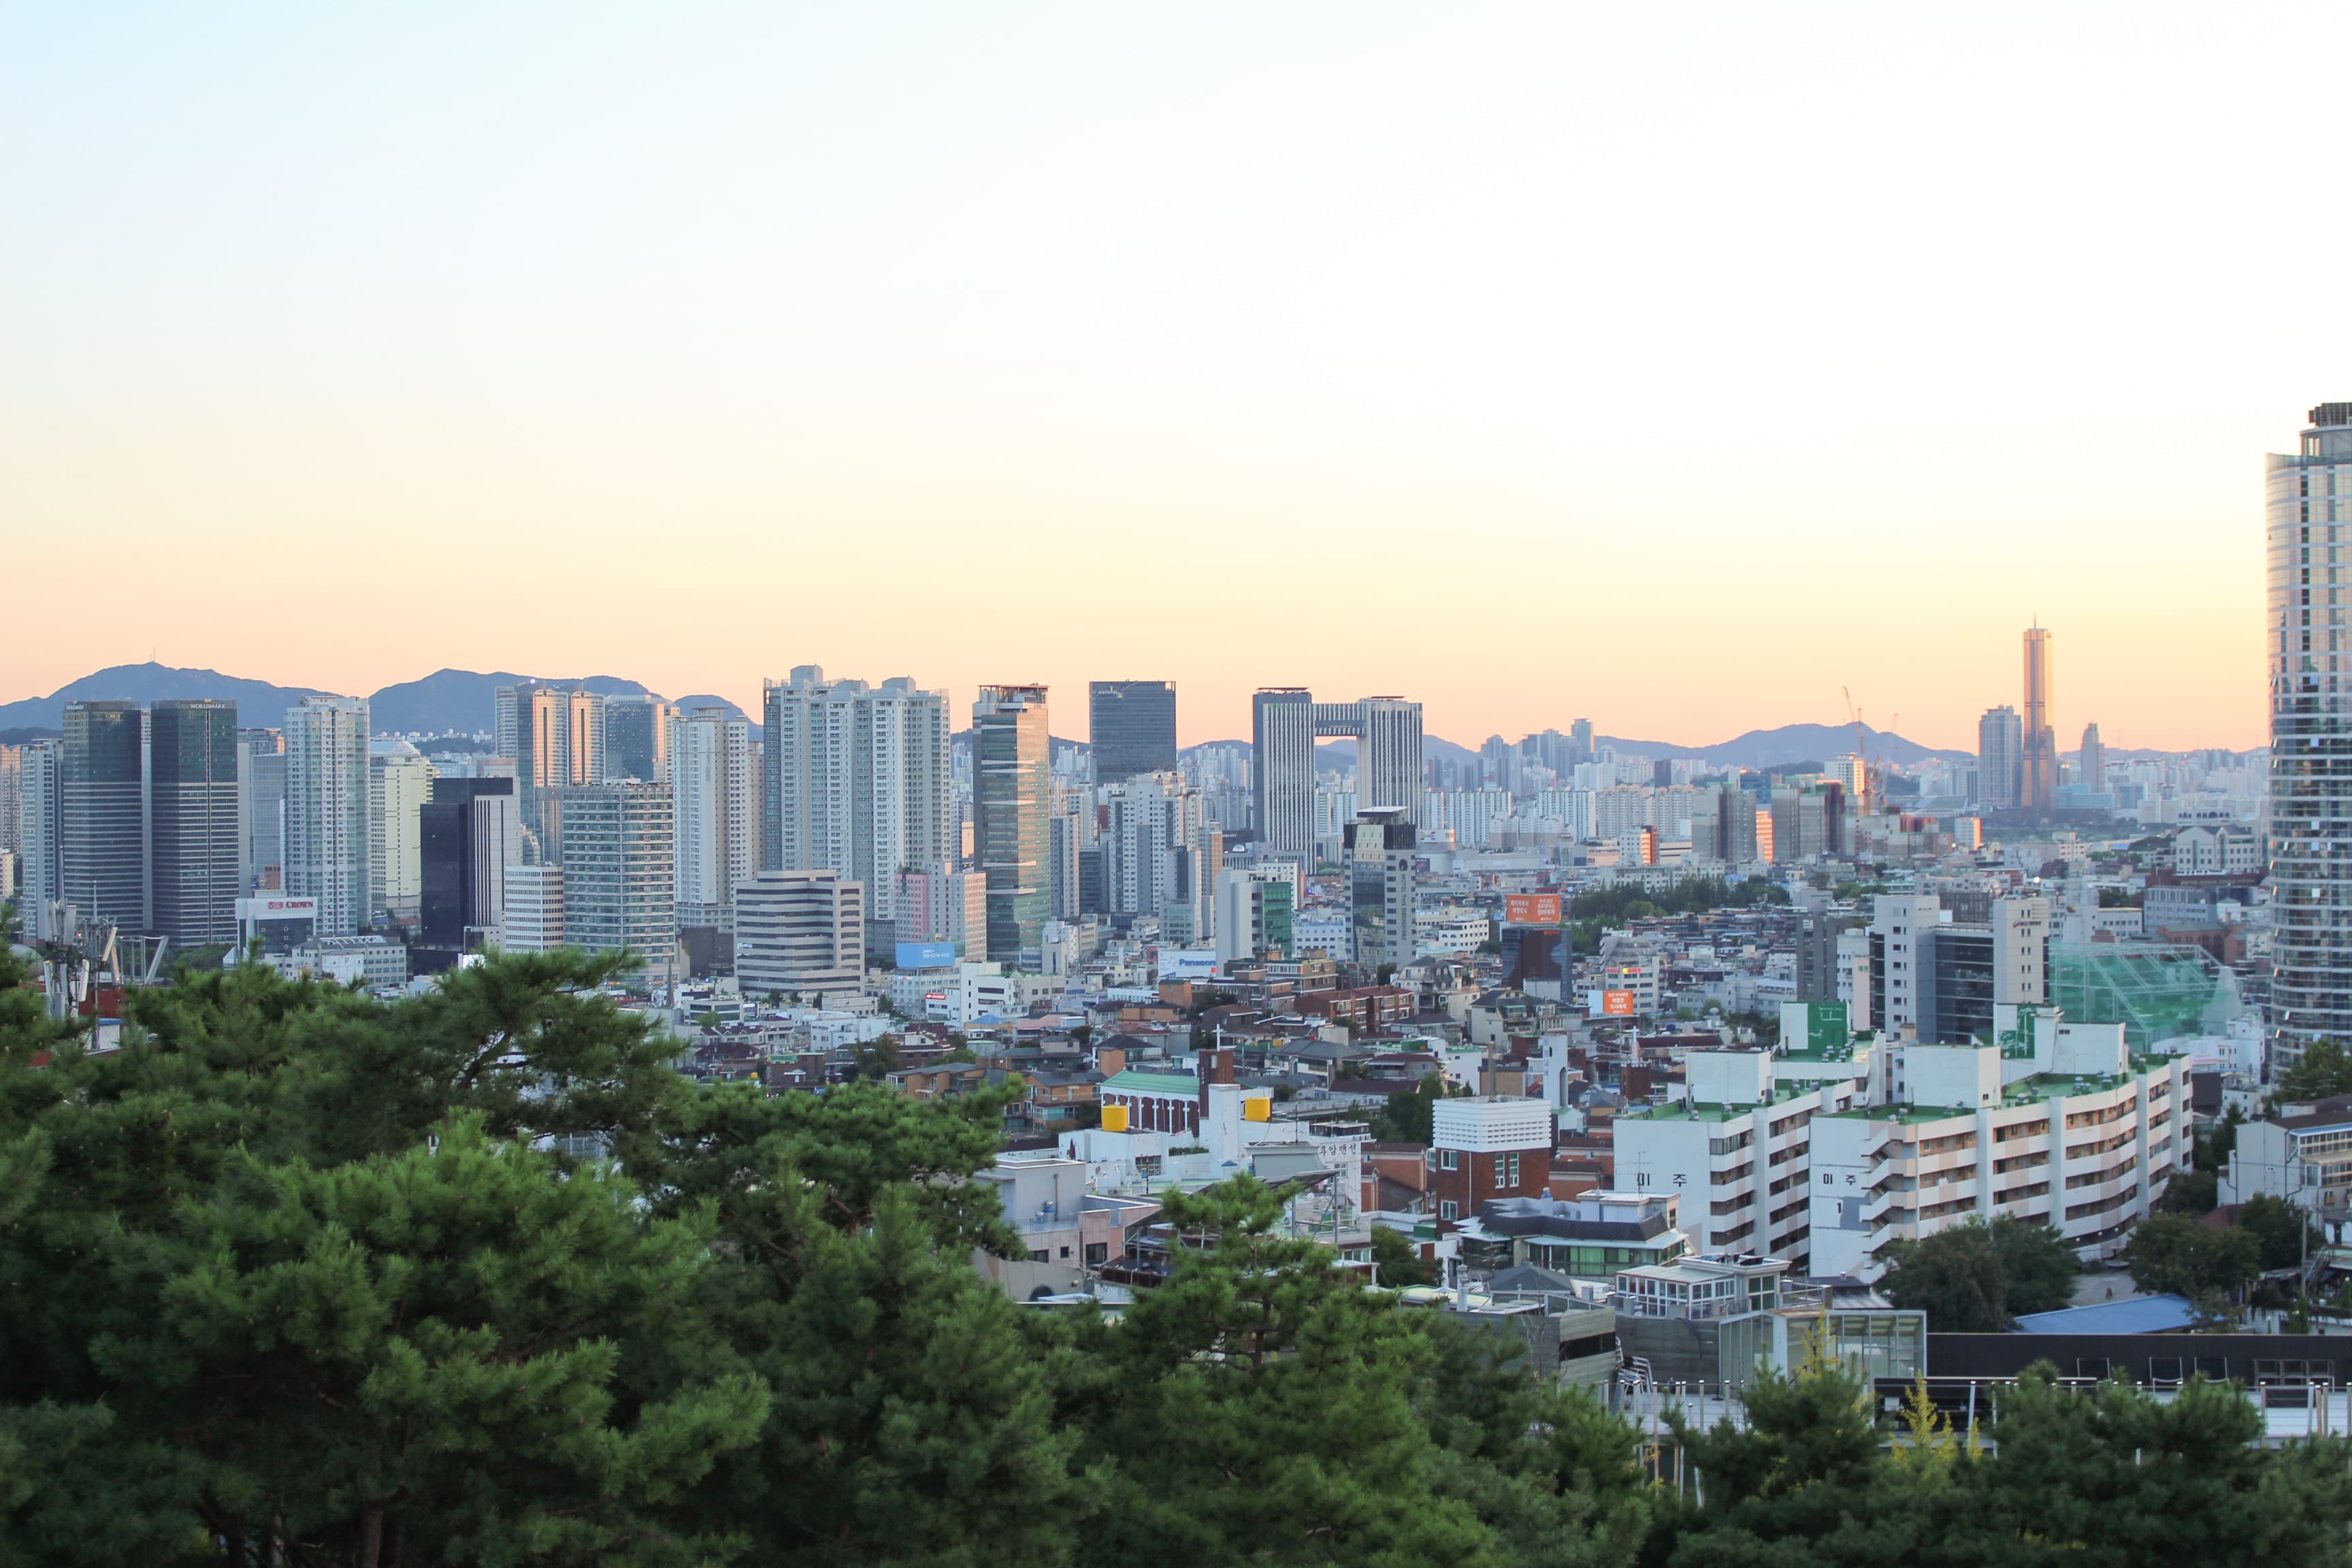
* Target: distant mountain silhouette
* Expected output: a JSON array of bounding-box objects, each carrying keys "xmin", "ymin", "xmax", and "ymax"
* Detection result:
[
  {"xmin": 0, "ymin": 663, "xmax": 329, "ymax": 734},
  {"xmin": 1311, "ymin": 722, "xmax": 1967, "ymax": 772},
  {"xmin": 0, "ymin": 665, "xmax": 654, "ymax": 738}
]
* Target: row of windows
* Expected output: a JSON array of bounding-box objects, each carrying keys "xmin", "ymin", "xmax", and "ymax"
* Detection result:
[
  {"xmin": 2065, "ymin": 1184, "xmax": 2140, "ymax": 1224},
  {"xmin": 2068, "ymin": 1128, "xmax": 2137, "ymax": 1161},
  {"xmin": 2065, "ymin": 1098, "xmax": 2138, "ymax": 1130}
]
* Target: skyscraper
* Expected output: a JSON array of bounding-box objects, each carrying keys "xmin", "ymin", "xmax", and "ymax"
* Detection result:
[
  {"xmin": 370, "ymin": 739, "xmax": 434, "ymax": 922},
  {"xmin": 1345, "ymin": 809, "xmax": 1417, "ymax": 972},
  {"xmin": 238, "ymin": 728, "xmax": 286, "ymax": 892},
  {"xmin": 1250, "ymin": 690, "xmax": 1424, "ymax": 856},
  {"xmin": 762, "ymin": 668, "xmax": 951, "ymax": 921},
  {"xmin": 602, "ymin": 695, "xmax": 673, "ymax": 783},
  {"xmin": 972, "ymin": 684, "xmax": 1050, "ymax": 960},
  {"xmin": 283, "ymin": 696, "xmax": 372, "ymax": 935},
  {"xmin": 499, "ymin": 683, "xmax": 605, "ymax": 854},
  {"xmin": 60, "ymin": 700, "xmax": 146, "ymax": 933},
  {"xmin": 417, "ymin": 776, "xmax": 521, "ymax": 962},
  {"xmin": 557, "ymin": 781, "xmax": 674, "ymax": 962},
  {"xmin": 672, "ymin": 705, "xmax": 758, "ymax": 931},
  {"xmin": 2270, "ymin": 402, "xmax": 2352, "ymax": 1063},
  {"xmin": 2078, "ymin": 722, "xmax": 2106, "ymax": 795},
  {"xmin": 2021, "ymin": 623, "xmax": 2057, "ymax": 819},
  {"xmin": 1088, "ymin": 680, "xmax": 1177, "ymax": 785},
  {"xmin": 148, "ymin": 700, "xmax": 242, "ymax": 945},
  {"xmin": 13, "ymin": 741, "xmax": 61, "ymax": 936},
  {"xmin": 1252, "ymin": 689, "xmax": 1316, "ymax": 855},
  {"xmin": 1977, "ymin": 706, "xmax": 2022, "ymax": 811}
]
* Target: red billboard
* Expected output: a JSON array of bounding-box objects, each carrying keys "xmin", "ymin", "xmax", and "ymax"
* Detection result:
[{"xmin": 1504, "ymin": 892, "xmax": 1562, "ymax": 926}]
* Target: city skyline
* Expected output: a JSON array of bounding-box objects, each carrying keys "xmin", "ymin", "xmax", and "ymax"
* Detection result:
[{"xmin": 11, "ymin": 7, "xmax": 2347, "ymax": 753}]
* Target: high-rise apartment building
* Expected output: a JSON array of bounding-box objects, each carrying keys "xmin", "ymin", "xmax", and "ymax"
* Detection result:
[
  {"xmin": 602, "ymin": 696, "xmax": 673, "ymax": 784},
  {"xmin": 1977, "ymin": 706, "xmax": 2022, "ymax": 812},
  {"xmin": 1251, "ymin": 689, "xmax": 1424, "ymax": 857},
  {"xmin": 2021, "ymin": 624, "xmax": 2057, "ymax": 819},
  {"xmin": 61, "ymin": 700, "xmax": 146, "ymax": 933},
  {"xmin": 672, "ymin": 705, "xmax": 759, "ymax": 931},
  {"xmin": 557, "ymin": 781, "xmax": 674, "ymax": 962},
  {"xmin": 1088, "ymin": 680, "xmax": 1177, "ymax": 785},
  {"xmin": 0, "ymin": 745, "xmax": 20, "ymax": 860},
  {"xmin": 13, "ymin": 741, "xmax": 61, "ymax": 936},
  {"xmin": 973, "ymin": 684, "xmax": 1050, "ymax": 961},
  {"xmin": 238, "ymin": 728, "xmax": 286, "ymax": 892},
  {"xmin": 369, "ymin": 740, "xmax": 434, "ymax": 921},
  {"xmin": 498, "ymin": 683, "xmax": 606, "ymax": 853},
  {"xmin": 417, "ymin": 777, "xmax": 521, "ymax": 962},
  {"xmin": 762, "ymin": 668, "xmax": 951, "ymax": 924},
  {"xmin": 148, "ymin": 700, "xmax": 242, "ymax": 945},
  {"xmin": 734, "ymin": 868, "xmax": 865, "ymax": 997},
  {"xmin": 283, "ymin": 697, "xmax": 373, "ymax": 935},
  {"xmin": 2270, "ymin": 402, "xmax": 2352, "ymax": 1062},
  {"xmin": 1099, "ymin": 772, "xmax": 1222, "ymax": 941}
]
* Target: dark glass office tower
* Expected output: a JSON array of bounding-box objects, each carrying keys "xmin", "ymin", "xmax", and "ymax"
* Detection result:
[
  {"xmin": 61, "ymin": 700, "xmax": 147, "ymax": 932},
  {"xmin": 417, "ymin": 777, "xmax": 521, "ymax": 964},
  {"xmin": 602, "ymin": 696, "xmax": 670, "ymax": 783},
  {"xmin": 149, "ymin": 700, "xmax": 241, "ymax": 944},
  {"xmin": 1089, "ymin": 680, "xmax": 1177, "ymax": 784}
]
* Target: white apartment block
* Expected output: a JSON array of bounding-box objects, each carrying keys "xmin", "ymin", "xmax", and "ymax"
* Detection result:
[
  {"xmin": 672, "ymin": 706, "xmax": 760, "ymax": 931},
  {"xmin": 369, "ymin": 740, "xmax": 434, "ymax": 918},
  {"xmin": 284, "ymin": 696, "xmax": 372, "ymax": 935},
  {"xmin": 762, "ymin": 667, "xmax": 951, "ymax": 922}
]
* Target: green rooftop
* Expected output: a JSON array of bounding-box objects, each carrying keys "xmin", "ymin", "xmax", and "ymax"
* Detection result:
[{"xmin": 1101, "ymin": 1071, "xmax": 1200, "ymax": 1096}]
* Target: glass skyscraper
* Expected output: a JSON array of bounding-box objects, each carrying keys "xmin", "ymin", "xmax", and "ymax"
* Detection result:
[
  {"xmin": 149, "ymin": 699, "xmax": 242, "ymax": 945},
  {"xmin": 1088, "ymin": 680, "xmax": 1177, "ymax": 785},
  {"xmin": 61, "ymin": 700, "xmax": 146, "ymax": 933},
  {"xmin": 973, "ymin": 684, "xmax": 1050, "ymax": 961},
  {"xmin": 2270, "ymin": 402, "xmax": 2352, "ymax": 1064}
]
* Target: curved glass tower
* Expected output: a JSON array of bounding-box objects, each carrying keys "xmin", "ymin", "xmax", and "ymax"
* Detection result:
[{"xmin": 2269, "ymin": 402, "xmax": 2352, "ymax": 1064}]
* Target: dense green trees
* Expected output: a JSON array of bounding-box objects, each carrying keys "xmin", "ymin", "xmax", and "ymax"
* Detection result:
[
  {"xmin": 5, "ymin": 946, "xmax": 2351, "ymax": 1565},
  {"xmin": 2123, "ymin": 1212, "xmax": 2264, "ymax": 1308},
  {"xmin": 2277, "ymin": 1039, "xmax": 2352, "ymax": 1104},
  {"xmin": 1877, "ymin": 1216, "xmax": 2077, "ymax": 1330}
]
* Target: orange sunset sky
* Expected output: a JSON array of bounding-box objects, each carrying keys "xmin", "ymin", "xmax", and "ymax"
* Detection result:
[{"xmin": 5, "ymin": 5, "xmax": 2340, "ymax": 753}]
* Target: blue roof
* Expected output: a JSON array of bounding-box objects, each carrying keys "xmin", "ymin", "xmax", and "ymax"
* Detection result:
[{"xmin": 2012, "ymin": 1293, "xmax": 2198, "ymax": 1335}]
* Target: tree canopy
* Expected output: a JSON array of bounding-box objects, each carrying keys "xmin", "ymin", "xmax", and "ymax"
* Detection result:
[{"xmin": 1878, "ymin": 1217, "xmax": 2077, "ymax": 1330}]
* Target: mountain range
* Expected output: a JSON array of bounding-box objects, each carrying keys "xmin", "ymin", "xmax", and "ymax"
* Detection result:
[{"xmin": 1, "ymin": 664, "xmax": 1972, "ymax": 766}]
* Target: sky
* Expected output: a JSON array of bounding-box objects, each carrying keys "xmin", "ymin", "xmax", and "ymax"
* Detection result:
[{"xmin": 2, "ymin": 2, "xmax": 2341, "ymax": 751}]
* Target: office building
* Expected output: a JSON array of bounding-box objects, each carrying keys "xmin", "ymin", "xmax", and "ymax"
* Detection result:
[
  {"xmin": 1089, "ymin": 680, "xmax": 1177, "ymax": 785},
  {"xmin": 239, "ymin": 728, "xmax": 286, "ymax": 892},
  {"xmin": 2272, "ymin": 402, "xmax": 2352, "ymax": 1064},
  {"xmin": 1251, "ymin": 689, "xmax": 1424, "ymax": 857},
  {"xmin": 12, "ymin": 741, "xmax": 60, "ymax": 936},
  {"xmin": 734, "ymin": 868, "xmax": 865, "ymax": 996},
  {"xmin": 762, "ymin": 668, "xmax": 951, "ymax": 924},
  {"xmin": 148, "ymin": 700, "xmax": 242, "ymax": 946},
  {"xmin": 1345, "ymin": 808, "xmax": 1416, "ymax": 972},
  {"xmin": 602, "ymin": 695, "xmax": 673, "ymax": 783},
  {"xmin": 61, "ymin": 700, "xmax": 146, "ymax": 933},
  {"xmin": 672, "ymin": 705, "xmax": 758, "ymax": 931},
  {"xmin": 284, "ymin": 697, "xmax": 373, "ymax": 935},
  {"xmin": 369, "ymin": 740, "xmax": 434, "ymax": 922},
  {"xmin": 973, "ymin": 684, "xmax": 1051, "ymax": 960},
  {"xmin": 499, "ymin": 864, "xmax": 565, "ymax": 953},
  {"xmin": 556, "ymin": 781, "xmax": 674, "ymax": 962},
  {"xmin": 417, "ymin": 777, "xmax": 521, "ymax": 960},
  {"xmin": 2021, "ymin": 624, "xmax": 2057, "ymax": 819},
  {"xmin": 2078, "ymin": 721, "xmax": 2106, "ymax": 794},
  {"xmin": 1214, "ymin": 865, "xmax": 1296, "ymax": 962},
  {"xmin": 1977, "ymin": 705, "xmax": 2022, "ymax": 811},
  {"xmin": 1867, "ymin": 892, "xmax": 2049, "ymax": 1043}
]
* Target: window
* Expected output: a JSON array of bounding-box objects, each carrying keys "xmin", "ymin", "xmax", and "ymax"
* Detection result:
[
  {"xmin": 1439, "ymin": 1149, "xmax": 1460, "ymax": 1171},
  {"xmin": 1499, "ymin": 1152, "xmax": 1520, "ymax": 1189},
  {"xmin": 1439, "ymin": 1200, "xmax": 1459, "ymax": 1221}
]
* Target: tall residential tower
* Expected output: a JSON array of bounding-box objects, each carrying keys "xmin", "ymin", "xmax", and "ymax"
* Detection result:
[{"xmin": 972, "ymin": 684, "xmax": 1050, "ymax": 960}]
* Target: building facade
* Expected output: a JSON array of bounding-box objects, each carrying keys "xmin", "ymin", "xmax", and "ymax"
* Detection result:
[
  {"xmin": 555, "ymin": 781, "xmax": 674, "ymax": 962},
  {"xmin": 973, "ymin": 684, "xmax": 1051, "ymax": 961},
  {"xmin": 672, "ymin": 705, "xmax": 759, "ymax": 931},
  {"xmin": 416, "ymin": 777, "xmax": 521, "ymax": 960},
  {"xmin": 1089, "ymin": 680, "xmax": 1177, "ymax": 785},
  {"xmin": 1345, "ymin": 809, "xmax": 1417, "ymax": 971},
  {"xmin": 148, "ymin": 699, "xmax": 242, "ymax": 945},
  {"xmin": 369, "ymin": 740, "xmax": 434, "ymax": 922},
  {"xmin": 761, "ymin": 668, "xmax": 951, "ymax": 924},
  {"xmin": 734, "ymin": 868, "xmax": 866, "ymax": 996},
  {"xmin": 61, "ymin": 700, "xmax": 146, "ymax": 934},
  {"xmin": 284, "ymin": 697, "xmax": 373, "ymax": 936},
  {"xmin": 2021, "ymin": 624, "xmax": 2058, "ymax": 819},
  {"xmin": 2270, "ymin": 402, "xmax": 2352, "ymax": 1064}
]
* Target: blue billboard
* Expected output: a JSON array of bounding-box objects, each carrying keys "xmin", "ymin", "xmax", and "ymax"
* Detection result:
[{"xmin": 896, "ymin": 941, "xmax": 956, "ymax": 970}]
